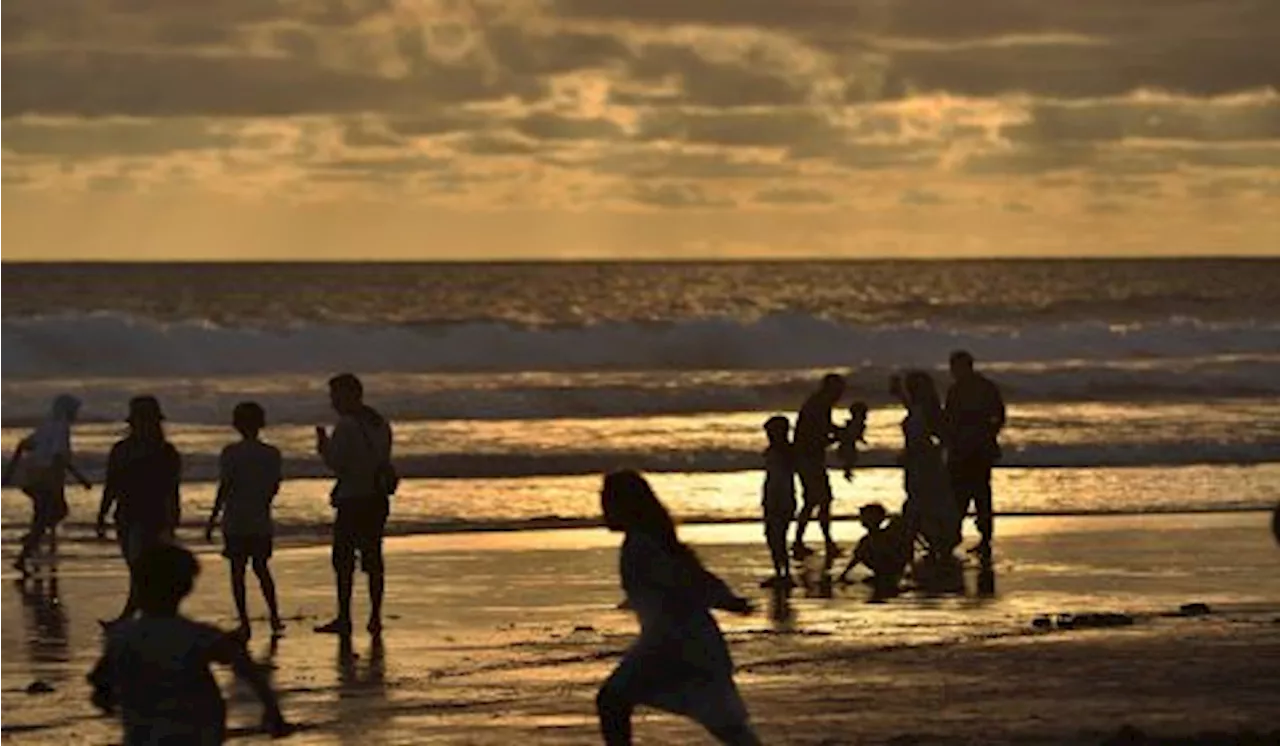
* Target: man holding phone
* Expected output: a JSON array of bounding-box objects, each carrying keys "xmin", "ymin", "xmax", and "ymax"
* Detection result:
[{"xmin": 314, "ymin": 373, "xmax": 394, "ymax": 637}]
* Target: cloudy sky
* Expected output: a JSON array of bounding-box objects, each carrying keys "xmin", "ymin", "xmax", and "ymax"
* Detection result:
[{"xmin": 3, "ymin": 0, "xmax": 1278, "ymax": 260}]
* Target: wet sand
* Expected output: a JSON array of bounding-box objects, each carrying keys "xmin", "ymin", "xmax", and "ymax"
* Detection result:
[{"xmin": 3, "ymin": 512, "xmax": 1279, "ymax": 744}]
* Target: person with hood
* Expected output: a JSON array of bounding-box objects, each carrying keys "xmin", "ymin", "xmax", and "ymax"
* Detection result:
[{"xmin": 4, "ymin": 394, "xmax": 92, "ymax": 573}]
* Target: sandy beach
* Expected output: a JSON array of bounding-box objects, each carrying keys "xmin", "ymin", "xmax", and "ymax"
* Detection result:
[{"xmin": 3, "ymin": 511, "xmax": 1279, "ymax": 745}]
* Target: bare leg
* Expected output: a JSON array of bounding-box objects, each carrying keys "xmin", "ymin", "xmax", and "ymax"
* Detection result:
[
  {"xmin": 367, "ymin": 569, "xmax": 384, "ymax": 634},
  {"xmin": 252, "ymin": 557, "xmax": 283, "ymax": 632},
  {"xmin": 230, "ymin": 557, "xmax": 250, "ymax": 635}
]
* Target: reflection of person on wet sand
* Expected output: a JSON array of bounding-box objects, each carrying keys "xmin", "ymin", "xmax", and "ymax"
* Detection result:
[
  {"xmin": 792, "ymin": 373, "xmax": 846, "ymax": 560},
  {"xmin": 15, "ymin": 573, "xmax": 70, "ymax": 669},
  {"xmin": 4, "ymin": 394, "xmax": 92, "ymax": 575},
  {"xmin": 597, "ymin": 470, "xmax": 761, "ymax": 746},
  {"xmin": 759, "ymin": 415, "xmax": 796, "ymax": 589}
]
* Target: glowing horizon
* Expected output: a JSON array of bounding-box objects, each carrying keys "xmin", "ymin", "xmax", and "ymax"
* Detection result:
[{"xmin": 3, "ymin": 1, "xmax": 1278, "ymax": 261}]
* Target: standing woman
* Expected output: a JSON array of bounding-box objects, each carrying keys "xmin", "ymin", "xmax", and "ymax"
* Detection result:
[
  {"xmin": 596, "ymin": 470, "xmax": 761, "ymax": 746},
  {"xmin": 4, "ymin": 394, "xmax": 92, "ymax": 573},
  {"xmin": 96, "ymin": 396, "xmax": 182, "ymax": 627},
  {"xmin": 896, "ymin": 371, "xmax": 962, "ymax": 560}
]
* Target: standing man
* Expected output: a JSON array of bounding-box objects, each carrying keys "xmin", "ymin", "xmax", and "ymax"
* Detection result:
[
  {"xmin": 314, "ymin": 373, "xmax": 394, "ymax": 638},
  {"xmin": 943, "ymin": 351, "xmax": 1005, "ymax": 557},
  {"xmin": 792, "ymin": 373, "xmax": 846, "ymax": 559}
]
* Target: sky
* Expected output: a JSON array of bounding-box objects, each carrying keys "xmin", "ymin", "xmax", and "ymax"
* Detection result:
[{"xmin": 3, "ymin": 0, "xmax": 1279, "ymax": 260}]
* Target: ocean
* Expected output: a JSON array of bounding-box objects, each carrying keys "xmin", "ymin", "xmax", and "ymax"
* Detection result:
[{"xmin": 3, "ymin": 259, "xmax": 1279, "ymax": 533}]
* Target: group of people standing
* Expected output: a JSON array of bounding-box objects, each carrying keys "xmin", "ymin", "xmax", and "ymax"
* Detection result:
[{"xmin": 761, "ymin": 349, "xmax": 1006, "ymax": 592}]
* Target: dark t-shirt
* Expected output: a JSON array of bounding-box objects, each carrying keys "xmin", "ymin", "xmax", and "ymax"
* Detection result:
[
  {"xmin": 944, "ymin": 374, "xmax": 1005, "ymax": 460},
  {"xmin": 106, "ymin": 437, "xmax": 182, "ymax": 529},
  {"xmin": 90, "ymin": 615, "xmax": 233, "ymax": 744},
  {"xmin": 794, "ymin": 394, "xmax": 836, "ymax": 460}
]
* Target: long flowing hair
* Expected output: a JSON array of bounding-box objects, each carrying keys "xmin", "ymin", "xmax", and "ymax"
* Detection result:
[
  {"xmin": 601, "ymin": 470, "xmax": 702, "ymax": 565},
  {"xmin": 904, "ymin": 370, "xmax": 944, "ymax": 439}
]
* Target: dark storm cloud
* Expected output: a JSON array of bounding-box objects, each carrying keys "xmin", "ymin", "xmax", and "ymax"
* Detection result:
[
  {"xmin": 454, "ymin": 132, "xmax": 543, "ymax": 156},
  {"xmin": 637, "ymin": 109, "xmax": 841, "ymax": 148},
  {"xmin": 632, "ymin": 182, "xmax": 734, "ymax": 208},
  {"xmin": 2, "ymin": 118, "xmax": 237, "ymax": 156},
  {"xmin": 1004, "ymin": 96, "xmax": 1280, "ymax": 145},
  {"xmin": 1, "ymin": 50, "xmax": 406, "ymax": 118},
  {"xmin": 514, "ymin": 112, "xmax": 626, "ymax": 141},
  {"xmin": 755, "ymin": 187, "xmax": 836, "ymax": 205},
  {"xmin": 584, "ymin": 149, "xmax": 797, "ymax": 179}
]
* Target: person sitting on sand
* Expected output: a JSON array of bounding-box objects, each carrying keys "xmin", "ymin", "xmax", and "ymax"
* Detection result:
[
  {"xmin": 760, "ymin": 415, "xmax": 797, "ymax": 589},
  {"xmin": 838, "ymin": 400, "xmax": 869, "ymax": 483},
  {"xmin": 96, "ymin": 396, "xmax": 182, "ymax": 627},
  {"xmin": 4, "ymin": 394, "xmax": 92, "ymax": 574},
  {"xmin": 597, "ymin": 470, "xmax": 761, "ymax": 746},
  {"xmin": 89, "ymin": 544, "xmax": 292, "ymax": 745},
  {"xmin": 838, "ymin": 503, "xmax": 912, "ymax": 598},
  {"xmin": 205, "ymin": 402, "xmax": 285, "ymax": 642}
]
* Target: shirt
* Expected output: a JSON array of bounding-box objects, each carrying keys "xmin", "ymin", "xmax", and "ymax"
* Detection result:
[
  {"xmin": 943, "ymin": 373, "xmax": 1006, "ymax": 460},
  {"xmin": 105, "ymin": 438, "xmax": 182, "ymax": 529},
  {"xmin": 89, "ymin": 615, "xmax": 234, "ymax": 746},
  {"xmin": 794, "ymin": 393, "xmax": 837, "ymax": 460},
  {"xmin": 322, "ymin": 407, "xmax": 393, "ymax": 505},
  {"xmin": 218, "ymin": 439, "xmax": 282, "ymax": 536}
]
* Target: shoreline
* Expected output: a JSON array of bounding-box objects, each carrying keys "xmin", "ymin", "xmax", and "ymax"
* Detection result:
[{"xmin": 4, "ymin": 512, "xmax": 1280, "ymax": 744}]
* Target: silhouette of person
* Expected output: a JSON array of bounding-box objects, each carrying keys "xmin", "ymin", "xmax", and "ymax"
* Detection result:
[
  {"xmin": 760, "ymin": 415, "xmax": 796, "ymax": 589},
  {"xmin": 791, "ymin": 373, "xmax": 846, "ymax": 560},
  {"xmin": 4, "ymin": 394, "xmax": 92, "ymax": 574},
  {"xmin": 899, "ymin": 371, "xmax": 962, "ymax": 560},
  {"xmin": 943, "ymin": 351, "xmax": 1006, "ymax": 556},
  {"xmin": 596, "ymin": 470, "xmax": 760, "ymax": 746},
  {"xmin": 837, "ymin": 401, "xmax": 869, "ymax": 483},
  {"xmin": 88, "ymin": 544, "xmax": 291, "ymax": 744},
  {"xmin": 205, "ymin": 402, "xmax": 284, "ymax": 641},
  {"xmin": 838, "ymin": 503, "xmax": 911, "ymax": 600},
  {"xmin": 96, "ymin": 396, "xmax": 182, "ymax": 627},
  {"xmin": 314, "ymin": 374, "xmax": 394, "ymax": 637}
]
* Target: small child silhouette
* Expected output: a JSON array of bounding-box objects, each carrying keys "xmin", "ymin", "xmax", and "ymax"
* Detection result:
[{"xmin": 88, "ymin": 544, "xmax": 292, "ymax": 744}]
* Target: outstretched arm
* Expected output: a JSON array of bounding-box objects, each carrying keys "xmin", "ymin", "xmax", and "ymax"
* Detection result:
[
  {"xmin": 2, "ymin": 441, "xmax": 27, "ymax": 486},
  {"xmin": 213, "ymin": 636, "xmax": 292, "ymax": 737}
]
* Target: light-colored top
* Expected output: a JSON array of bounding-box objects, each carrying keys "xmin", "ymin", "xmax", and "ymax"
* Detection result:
[
  {"xmin": 20, "ymin": 420, "xmax": 72, "ymax": 470},
  {"xmin": 322, "ymin": 408, "xmax": 393, "ymax": 505},
  {"xmin": 218, "ymin": 439, "xmax": 282, "ymax": 536},
  {"xmin": 90, "ymin": 615, "xmax": 235, "ymax": 746}
]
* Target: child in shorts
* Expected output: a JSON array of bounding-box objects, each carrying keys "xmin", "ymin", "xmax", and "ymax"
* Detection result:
[
  {"xmin": 205, "ymin": 402, "xmax": 284, "ymax": 640},
  {"xmin": 88, "ymin": 544, "xmax": 292, "ymax": 745}
]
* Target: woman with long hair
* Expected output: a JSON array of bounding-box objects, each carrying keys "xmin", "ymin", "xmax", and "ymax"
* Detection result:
[
  {"xmin": 596, "ymin": 470, "xmax": 761, "ymax": 746},
  {"xmin": 897, "ymin": 371, "xmax": 962, "ymax": 559}
]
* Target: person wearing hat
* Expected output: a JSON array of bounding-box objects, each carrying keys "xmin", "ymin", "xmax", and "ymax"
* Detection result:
[{"xmin": 97, "ymin": 395, "xmax": 183, "ymax": 627}]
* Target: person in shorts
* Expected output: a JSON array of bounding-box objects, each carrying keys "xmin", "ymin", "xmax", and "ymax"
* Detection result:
[
  {"xmin": 791, "ymin": 373, "xmax": 846, "ymax": 559},
  {"xmin": 314, "ymin": 374, "xmax": 393, "ymax": 637},
  {"xmin": 205, "ymin": 402, "xmax": 284, "ymax": 641}
]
